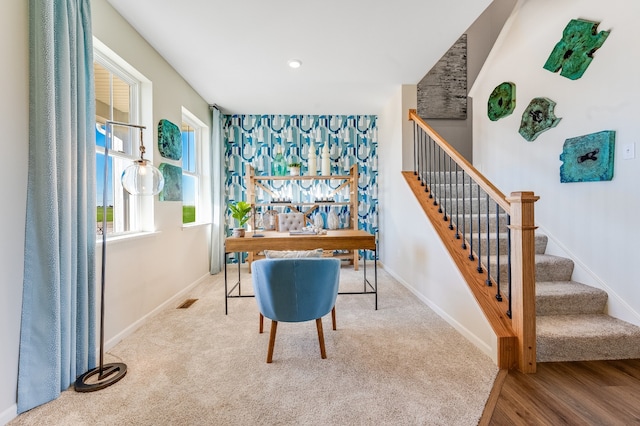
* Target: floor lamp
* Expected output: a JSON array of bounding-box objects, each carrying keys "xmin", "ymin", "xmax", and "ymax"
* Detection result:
[{"xmin": 75, "ymin": 120, "xmax": 164, "ymax": 392}]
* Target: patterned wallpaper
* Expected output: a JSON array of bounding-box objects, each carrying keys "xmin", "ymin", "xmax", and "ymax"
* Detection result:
[{"xmin": 224, "ymin": 114, "xmax": 378, "ymax": 240}]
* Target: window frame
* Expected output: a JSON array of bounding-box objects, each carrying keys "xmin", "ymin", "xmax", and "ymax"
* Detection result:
[
  {"xmin": 181, "ymin": 107, "xmax": 211, "ymax": 227},
  {"xmin": 94, "ymin": 37, "xmax": 155, "ymax": 237}
]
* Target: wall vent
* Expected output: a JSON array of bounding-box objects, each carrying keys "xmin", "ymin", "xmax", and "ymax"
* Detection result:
[{"xmin": 177, "ymin": 299, "xmax": 198, "ymax": 309}]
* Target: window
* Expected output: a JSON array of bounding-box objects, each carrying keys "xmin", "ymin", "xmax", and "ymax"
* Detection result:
[
  {"xmin": 181, "ymin": 108, "xmax": 210, "ymax": 224},
  {"xmin": 94, "ymin": 39, "xmax": 153, "ymax": 235}
]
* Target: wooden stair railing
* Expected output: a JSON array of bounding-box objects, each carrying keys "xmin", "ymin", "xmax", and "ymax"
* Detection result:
[{"xmin": 407, "ymin": 109, "xmax": 538, "ymax": 373}]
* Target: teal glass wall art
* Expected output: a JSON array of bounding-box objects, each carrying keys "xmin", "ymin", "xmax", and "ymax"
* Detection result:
[
  {"xmin": 519, "ymin": 97, "xmax": 561, "ymax": 141},
  {"xmin": 543, "ymin": 19, "xmax": 610, "ymax": 80},
  {"xmin": 158, "ymin": 119, "xmax": 182, "ymax": 160},
  {"xmin": 560, "ymin": 130, "xmax": 615, "ymax": 183},
  {"xmin": 158, "ymin": 163, "xmax": 182, "ymax": 201},
  {"xmin": 487, "ymin": 82, "xmax": 516, "ymax": 121}
]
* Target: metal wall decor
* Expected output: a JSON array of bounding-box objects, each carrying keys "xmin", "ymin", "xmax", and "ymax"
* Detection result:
[
  {"xmin": 158, "ymin": 163, "xmax": 182, "ymax": 201},
  {"xmin": 417, "ymin": 34, "xmax": 468, "ymax": 119},
  {"xmin": 158, "ymin": 119, "xmax": 182, "ymax": 160},
  {"xmin": 487, "ymin": 82, "xmax": 516, "ymax": 121},
  {"xmin": 560, "ymin": 130, "xmax": 615, "ymax": 183},
  {"xmin": 518, "ymin": 97, "xmax": 562, "ymax": 141},
  {"xmin": 543, "ymin": 19, "xmax": 610, "ymax": 80}
]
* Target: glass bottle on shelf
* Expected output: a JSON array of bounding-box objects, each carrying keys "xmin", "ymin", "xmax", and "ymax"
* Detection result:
[{"xmin": 272, "ymin": 146, "xmax": 287, "ymax": 176}]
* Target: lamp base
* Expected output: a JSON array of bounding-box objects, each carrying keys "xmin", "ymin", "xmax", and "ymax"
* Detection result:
[{"xmin": 74, "ymin": 362, "xmax": 127, "ymax": 392}]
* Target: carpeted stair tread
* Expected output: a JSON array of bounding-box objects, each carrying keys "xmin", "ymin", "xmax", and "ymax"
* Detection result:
[
  {"xmin": 536, "ymin": 281, "xmax": 608, "ymax": 316},
  {"xmin": 474, "ymin": 233, "xmax": 547, "ymax": 256},
  {"xmin": 488, "ymin": 254, "xmax": 574, "ymax": 283},
  {"xmin": 537, "ymin": 314, "xmax": 640, "ymax": 362}
]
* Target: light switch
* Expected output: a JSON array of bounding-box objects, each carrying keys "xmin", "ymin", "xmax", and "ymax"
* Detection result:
[{"xmin": 623, "ymin": 143, "xmax": 635, "ymax": 160}]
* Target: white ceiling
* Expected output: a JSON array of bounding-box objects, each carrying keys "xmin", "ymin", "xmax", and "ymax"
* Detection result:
[{"xmin": 105, "ymin": 0, "xmax": 492, "ymax": 115}]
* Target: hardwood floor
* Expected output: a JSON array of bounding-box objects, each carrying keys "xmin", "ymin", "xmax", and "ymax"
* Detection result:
[{"xmin": 480, "ymin": 359, "xmax": 640, "ymax": 425}]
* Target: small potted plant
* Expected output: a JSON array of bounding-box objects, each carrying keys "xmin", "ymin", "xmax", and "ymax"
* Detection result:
[
  {"xmin": 229, "ymin": 200, "xmax": 252, "ymax": 237},
  {"xmin": 288, "ymin": 162, "xmax": 301, "ymax": 176}
]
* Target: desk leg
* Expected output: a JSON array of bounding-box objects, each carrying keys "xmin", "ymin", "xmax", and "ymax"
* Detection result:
[
  {"xmin": 374, "ymin": 248, "xmax": 378, "ymax": 310},
  {"xmin": 237, "ymin": 252, "xmax": 241, "ymax": 295},
  {"xmin": 224, "ymin": 253, "xmax": 228, "ymax": 315},
  {"xmin": 363, "ymin": 251, "xmax": 367, "ymax": 292}
]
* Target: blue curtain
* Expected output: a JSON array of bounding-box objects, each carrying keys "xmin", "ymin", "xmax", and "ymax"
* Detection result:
[
  {"xmin": 210, "ymin": 107, "xmax": 225, "ymax": 273},
  {"xmin": 18, "ymin": 0, "xmax": 96, "ymax": 413}
]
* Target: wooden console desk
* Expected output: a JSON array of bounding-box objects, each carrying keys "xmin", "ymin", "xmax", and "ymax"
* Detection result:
[{"xmin": 224, "ymin": 229, "xmax": 377, "ymax": 314}]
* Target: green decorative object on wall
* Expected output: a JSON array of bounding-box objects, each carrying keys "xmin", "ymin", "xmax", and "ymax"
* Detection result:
[
  {"xmin": 158, "ymin": 119, "xmax": 182, "ymax": 160},
  {"xmin": 158, "ymin": 163, "xmax": 182, "ymax": 201},
  {"xmin": 543, "ymin": 19, "xmax": 610, "ymax": 80},
  {"xmin": 487, "ymin": 82, "xmax": 516, "ymax": 121},
  {"xmin": 518, "ymin": 97, "xmax": 561, "ymax": 142},
  {"xmin": 560, "ymin": 130, "xmax": 615, "ymax": 183}
]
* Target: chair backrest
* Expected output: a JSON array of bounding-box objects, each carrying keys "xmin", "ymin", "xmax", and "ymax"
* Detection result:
[{"xmin": 252, "ymin": 258, "xmax": 341, "ymax": 323}]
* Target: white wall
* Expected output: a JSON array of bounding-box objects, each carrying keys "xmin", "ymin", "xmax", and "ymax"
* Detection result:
[
  {"xmin": 416, "ymin": 0, "xmax": 517, "ymax": 166},
  {"xmin": 1, "ymin": 1, "xmax": 213, "ymax": 422},
  {"xmin": 470, "ymin": 0, "xmax": 640, "ymax": 324},
  {"xmin": 0, "ymin": 1, "xmax": 28, "ymax": 423},
  {"xmin": 378, "ymin": 85, "xmax": 497, "ymax": 361},
  {"xmin": 91, "ymin": 0, "xmax": 213, "ymax": 346}
]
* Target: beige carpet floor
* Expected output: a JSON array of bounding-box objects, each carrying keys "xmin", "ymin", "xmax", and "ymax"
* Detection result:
[{"xmin": 10, "ymin": 263, "xmax": 498, "ymax": 425}]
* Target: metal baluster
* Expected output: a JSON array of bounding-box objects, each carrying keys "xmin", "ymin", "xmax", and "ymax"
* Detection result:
[
  {"xmin": 413, "ymin": 121, "xmax": 420, "ymax": 179},
  {"xmin": 424, "ymin": 133, "xmax": 429, "ymax": 193},
  {"xmin": 447, "ymin": 157, "xmax": 453, "ymax": 227},
  {"xmin": 495, "ymin": 203, "xmax": 503, "ymax": 301},
  {"xmin": 461, "ymin": 170, "xmax": 466, "ymax": 248},
  {"xmin": 506, "ymin": 214, "xmax": 512, "ymax": 318},
  {"xmin": 429, "ymin": 136, "xmax": 436, "ymax": 198},
  {"xmin": 485, "ymin": 193, "xmax": 492, "ymax": 285},
  {"xmin": 436, "ymin": 145, "xmax": 441, "ymax": 210},
  {"xmin": 477, "ymin": 184, "xmax": 483, "ymax": 273},
  {"xmin": 418, "ymin": 128, "xmax": 424, "ymax": 184},
  {"xmin": 468, "ymin": 175, "xmax": 474, "ymax": 260},
  {"xmin": 455, "ymin": 163, "xmax": 460, "ymax": 238}
]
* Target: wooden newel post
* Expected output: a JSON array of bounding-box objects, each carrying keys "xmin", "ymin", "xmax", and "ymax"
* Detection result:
[{"xmin": 507, "ymin": 191, "xmax": 539, "ymax": 373}]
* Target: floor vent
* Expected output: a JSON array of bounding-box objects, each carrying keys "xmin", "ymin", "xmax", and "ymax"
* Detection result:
[{"xmin": 177, "ymin": 299, "xmax": 198, "ymax": 309}]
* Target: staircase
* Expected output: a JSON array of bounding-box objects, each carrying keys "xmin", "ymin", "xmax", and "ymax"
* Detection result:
[{"xmin": 445, "ymin": 184, "xmax": 640, "ymax": 363}]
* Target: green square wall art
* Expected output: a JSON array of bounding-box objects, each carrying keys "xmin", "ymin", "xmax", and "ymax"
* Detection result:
[
  {"xmin": 560, "ymin": 130, "xmax": 615, "ymax": 183},
  {"xmin": 159, "ymin": 163, "xmax": 182, "ymax": 201},
  {"xmin": 158, "ymin": 119, "xmax": 182, "ymax": 160}
]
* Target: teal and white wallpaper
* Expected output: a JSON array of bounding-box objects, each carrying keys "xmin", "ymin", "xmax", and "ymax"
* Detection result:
[{"xmin": 224, "ymin": 114, "xmax": 378, "ymax": 241}]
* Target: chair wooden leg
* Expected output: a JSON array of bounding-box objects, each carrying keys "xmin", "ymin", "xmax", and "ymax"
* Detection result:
[
  {"xmin": 259, "ymin": 313, "xmax": 264, "ymax": 334},
  {"xmin": 331, "ymin": 306, "xmax": 336, "ymax": 331},
  {"xmin": 267, "ymin": 320, "xmax": 278, "ymax": 363},
  {"xmin": 316, "ymin": 318, "xmax": 327, "ymax": 359}
]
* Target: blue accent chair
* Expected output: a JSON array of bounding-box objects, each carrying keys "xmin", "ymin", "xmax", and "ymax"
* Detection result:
[{"xmin": 252, "ymin": 258, "xmax": 341, "ymax": 363}]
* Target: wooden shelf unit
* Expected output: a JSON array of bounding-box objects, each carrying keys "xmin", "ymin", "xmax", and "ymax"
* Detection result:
[{"xmin": 245, "ymin": 163, "xmax": 360, "ymax": 269}]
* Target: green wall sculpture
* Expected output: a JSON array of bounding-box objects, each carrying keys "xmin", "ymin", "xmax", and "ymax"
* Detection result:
[
  {"xmin": 543, "ymin": 19, "xmax": 610, "ymax": 80},
  {"xmin": 158, "ymin": 163, "xmax": 182, "ymax": 201},
  {"xmin": 560, "ymin": 130, "xmax": 615, "ymax": 183},
  {"xmin": 158, "ymin": 119, "xmax": 182, "ymax": 160},
  {"xmin": 519, "ymin": 97, "xmax": 561, "ymax": 141},
  {"xmin": 487, "ymin": 82, "xmax": 516, "ymax": 121}
]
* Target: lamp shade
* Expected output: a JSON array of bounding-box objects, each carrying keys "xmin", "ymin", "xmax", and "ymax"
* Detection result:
[{"xmin": 121, "ymin": 159, "xmax": 165, "ymax": 196}]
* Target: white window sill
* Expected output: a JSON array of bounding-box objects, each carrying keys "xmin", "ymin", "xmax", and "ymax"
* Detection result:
[
  {"xmin": 182, "ymin": 222, "xmax": 212, "ymax": 230},
  {"xmin": 96, "ymin": 230, "xmax": 161, "ymax": 246}
]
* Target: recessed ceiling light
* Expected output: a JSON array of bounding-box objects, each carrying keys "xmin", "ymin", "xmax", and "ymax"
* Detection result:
[{"xmin": 287, "ymin": 59, "xmax": 302, "ymax": 69}]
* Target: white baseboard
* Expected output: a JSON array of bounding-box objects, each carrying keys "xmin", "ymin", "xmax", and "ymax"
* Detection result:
[
  {"xmin": 0, "ymin": 404, "xmax": 17, "ymax": 426},
  {"xmin": 378, "ymin": 262, "xmax": 496, "ymax": 363},
  {"xmin": 104, "ymin": 272, "xmax": 212, "ymax": 352}
]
